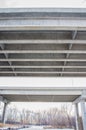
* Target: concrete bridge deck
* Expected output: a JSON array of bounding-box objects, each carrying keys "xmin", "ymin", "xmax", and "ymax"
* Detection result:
[
  {"xmin": 0, "ymin": 8, "xmax": 86, "ymax": 76},
  {"xmin": 0, "ymin": 7, "xmax": 86, "ymax": 130}
]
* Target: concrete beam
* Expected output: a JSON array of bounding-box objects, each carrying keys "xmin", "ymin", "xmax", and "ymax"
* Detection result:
[
  {"xmin": 0, "ymin": 96, "xmax": 8, "ymax": 103},
  {"xmin": 0, "ymin": 8, "xmax": 86, "ymax": 13},
  {"xmin": 61, "ymin": 30, "xmax": 77, "ymax": 76},
  {"xmin": 0, "ymin": 8, "xmax": 86, "ymax": 14},
  {"xmin": 0, "ymin": 39, "xmax": 86, "ymax": 44},
  {"xmin": 0, "ymin": 44, "xmax": 16, "ymax": 76},
  {"xmin": 0, "ymin": 50, "xmax": 86, "ymax": 54},
  {"xmin": 1, "ymin": 71, "xmax": 86, "ymax": 75},
  {"xmin": 0, "ymin": 89, "xmax": 82, "ymax": 95},
  {"xmin": 1, "ymin": 19, "xmax": 86, "ymax": 31},
  {"xmin": 0, "ymin": 65, "xmax": 86, "ymax": 69},
  {"xmin": 74, "ymin": 90, "xmax": 86, "ymax": 104},
  {"xmin": 0, "ymin": 58, "xmax": 86, "ymax": 62},
  {"xmin": 0, "ymin": 87, "xmax": 84, "ymax": 102},
  {"xmin": 0, "ymin": 87, "xmax": 82, "ymax": 102}
]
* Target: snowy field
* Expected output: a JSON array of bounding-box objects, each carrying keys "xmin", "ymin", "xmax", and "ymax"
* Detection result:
[{"xmin": 19, "ymin": 126, "xmax": 74, "ymax": 130}]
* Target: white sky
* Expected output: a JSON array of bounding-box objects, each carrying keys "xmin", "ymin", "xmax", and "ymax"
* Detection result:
[
  {"xmin": 9, "ymin": 102, "xmax": 74, "ymax": 113},
  {"xmin": 0, "ymin": 0, "xmax": 86, "ymax": 8}
]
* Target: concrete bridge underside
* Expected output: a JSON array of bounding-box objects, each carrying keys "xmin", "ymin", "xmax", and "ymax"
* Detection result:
[
  {"xmin": 0, "ymin": 86, "xmax": 86, "ymax": 130},
  {"xmin": 0, "ymin": 8, "xmax": 86, "ymax": 76},
  {"xmin": 0, "ymin": 8, "xmax": 86, "ymax": 130}
]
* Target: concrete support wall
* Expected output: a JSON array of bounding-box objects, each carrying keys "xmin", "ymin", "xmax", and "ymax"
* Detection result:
[{"xmin": 80, "ymin": 101, "xmax": 86, "ymax": 130}]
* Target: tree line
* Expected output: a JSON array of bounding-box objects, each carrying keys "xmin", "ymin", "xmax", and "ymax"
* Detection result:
[{"xmin": 0, "ymin": 103, "xmax": 76, "ymax": 129}]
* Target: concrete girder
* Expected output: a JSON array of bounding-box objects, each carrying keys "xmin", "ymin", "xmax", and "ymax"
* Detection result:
[
  {"xmin": 0, "ymin": 39, "xmax": 86, "ymax": 44},
  {"xmin": 0, "ymin": 50, "xmax": 86, "ymax": 54},
  {"xmin": 1, "ymin": 19, "xmax": 86, "ymax": 31},
  {"xmin": 0, "ymin": 44, "xmax": 16, "ymax": 76},
  {"xmin": 73, "ymin": 90, "xmax": 86, "ymax": 104},
  {"xmin": 0, "ymin": 65, "xmax": 86, "ymax": 69},
  {"xmin": 61, "ymin": 30, "xmax": 77, "ymax": 76}
]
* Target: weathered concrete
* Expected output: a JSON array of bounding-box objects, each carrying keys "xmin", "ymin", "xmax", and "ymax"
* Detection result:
[
  {"xmin": 2, "ymin": 102, "xmax": 8, "ymax": 124},
  {"xmin": 0, "ymin": 8, "xmax": 86, "ymax": 76},
  {"xmin": 81, "ymin": 101, "xmax": 86, "ymax": 130}
]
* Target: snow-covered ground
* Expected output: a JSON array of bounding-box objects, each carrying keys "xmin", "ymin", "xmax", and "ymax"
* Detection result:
[{"xmin": 19, "ymin": 126, "xmax": 74, "ymax": 130}]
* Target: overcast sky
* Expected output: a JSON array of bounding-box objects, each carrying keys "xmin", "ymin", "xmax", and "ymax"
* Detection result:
[{"xmin": 0, "ymin": 0, "xmax": 86, "ymax": 8}]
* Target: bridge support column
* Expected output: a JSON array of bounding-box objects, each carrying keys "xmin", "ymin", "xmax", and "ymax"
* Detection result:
[
  {"xmin": 75, "ymin": 103, "xmax": 80, "ymax": 130},
  {"xmin": 80, "ymin": 100, "xmax": 86, "ymax": 130},
  {"xmin": 2, "ymin": 101, "xmax": 9, "ymax": 124}
]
